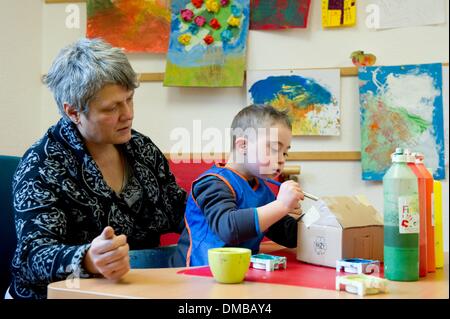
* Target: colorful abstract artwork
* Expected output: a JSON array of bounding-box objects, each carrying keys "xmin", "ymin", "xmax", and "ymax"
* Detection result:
[
  {"xmin": 86, "ymin": 0, "xmax": 171, "ymax": 53},
  {"xmin": 250, "ymin": 0, "xmax": 311, "ymax": 30},
  {"xmin": 163, "ymin": 0, "xmax": 250, "ymax": 87},
  {"xmin": 322, "ymin": 0, "xmax": 356, "ymax": 28},
  {"xmin": 247, "ymin": 69, "xmax": 341, "ymax": 136},
  {"xmin": 359, "ymin": 63, "xmax": 445, "ymax": 181}
]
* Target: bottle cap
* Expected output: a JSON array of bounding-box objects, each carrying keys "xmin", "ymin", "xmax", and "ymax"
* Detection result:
[
  {"xmin": 391, "ymin": 148, "xmax": 407, "ymax": 163},
  {"xmin": 414, "ymin": 153, "xmax": 425, "ymax": 164},
  {"xmin": 404, "ymin": 149, "xmax": 415, "ymax": 163}
]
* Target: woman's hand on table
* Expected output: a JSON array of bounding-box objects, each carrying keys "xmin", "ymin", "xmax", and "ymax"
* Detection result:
[{"xmin": 83, "ymin": 226, "xmax": 130, "ymax": 280}]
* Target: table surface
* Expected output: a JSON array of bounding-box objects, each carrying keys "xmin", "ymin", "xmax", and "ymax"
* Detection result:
[{"xmin": 47, "ymin": 242, "xmax": 449, "ymax": 299}]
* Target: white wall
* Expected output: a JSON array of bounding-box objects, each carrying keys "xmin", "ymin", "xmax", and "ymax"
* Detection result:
[
  {"xmin": 1, "ymin": 0, "xmax": 448, "ymax": 250},
  {"xmin": 0, "ymin": 0, "xmax": 42, "ymax": 155}
]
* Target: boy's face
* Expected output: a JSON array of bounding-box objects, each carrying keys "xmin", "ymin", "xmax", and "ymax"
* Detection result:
[{"xmin": 245, "ymin": 122, "xmax": 291, "ymax": 179}]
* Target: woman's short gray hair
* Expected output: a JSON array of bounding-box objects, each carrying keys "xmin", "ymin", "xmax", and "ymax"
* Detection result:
[{"xmin": 43, "ymin": 38, "xmax": 138, "ymax": 118}]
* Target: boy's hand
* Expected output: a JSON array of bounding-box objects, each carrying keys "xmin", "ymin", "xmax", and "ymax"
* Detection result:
[
  {"xmin": 289, "ymin": 204, "xmax": 303, "ymax": 216},
  {"xmin": 277, "ymin": 180, "xmax": 304, "ymax": 211},
  {"xmin": 83, "ymin": 226, "xmax": 130, "ymax": 280}
]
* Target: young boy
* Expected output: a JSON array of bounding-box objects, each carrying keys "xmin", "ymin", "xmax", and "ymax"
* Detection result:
[{"xmin": 170, "ymin": 104, "xmax": 304, "ymax": 267}]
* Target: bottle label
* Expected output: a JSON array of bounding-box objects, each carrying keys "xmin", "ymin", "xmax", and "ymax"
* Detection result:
[{"xmin": 398, "ymin": 196, "xmax": 419, "ymax": 234}]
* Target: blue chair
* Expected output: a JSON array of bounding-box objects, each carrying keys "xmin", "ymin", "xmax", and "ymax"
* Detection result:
[
  {"xmin": 0, "ymin": 155, "xmax": 20, "ymax": 297},
  {"xmin": 129, "ymin": 245, "xmax": 178, "ymax": 269}
]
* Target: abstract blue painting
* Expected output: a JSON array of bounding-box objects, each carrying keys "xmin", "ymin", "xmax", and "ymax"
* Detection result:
[
  {"xmin": 359, "ymin": 63, "xmax": 445, "ymax": 180},
  {"xmin": 247, "ymin": 69, "xmax": 341, "ymax": 136}
]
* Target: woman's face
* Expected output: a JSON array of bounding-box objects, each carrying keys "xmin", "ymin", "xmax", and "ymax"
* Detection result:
[{"xmin": 78, "ymin": 84, "xmax": 134, "ymax": 146}]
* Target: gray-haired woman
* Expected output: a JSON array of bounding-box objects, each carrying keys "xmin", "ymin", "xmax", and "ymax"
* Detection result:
[{"xmin": 8, "ymin": 38, "xmax": 186, "ymax": 299}]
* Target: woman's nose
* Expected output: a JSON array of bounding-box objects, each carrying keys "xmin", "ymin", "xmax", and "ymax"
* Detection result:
[{"xmin": 121, "ymin": 102, "xmax": 133, "ymax": 120}]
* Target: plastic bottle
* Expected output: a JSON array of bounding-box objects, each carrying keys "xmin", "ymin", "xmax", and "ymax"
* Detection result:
[
  {"xmin": 404, "ymin": 150, "xmax": 427, "ymax": 277},
  {"xmin": 383, "ymin": 148, "xmax": 419, "ymax": 281},
  {"xmin": 433, "ymin": 180, "xmax": 444, "ymax": 268},
  {"xmin": 414, "ymin": 154, "xmax": 435, "ymax": 273}
]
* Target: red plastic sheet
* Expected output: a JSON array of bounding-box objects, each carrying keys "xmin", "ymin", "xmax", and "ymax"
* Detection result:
[
  {"xmin": 178, "ymin": 249, "xmax": 338, "ymax": 290},
  {"xmin": 179, "ymin": 249, "xmax": 385, "ymax": 290}
]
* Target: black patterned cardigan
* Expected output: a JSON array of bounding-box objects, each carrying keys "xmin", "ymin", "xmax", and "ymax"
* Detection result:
[{"xmin": 9, "ymin": 118, "xmax": 186, "ymax": 299}]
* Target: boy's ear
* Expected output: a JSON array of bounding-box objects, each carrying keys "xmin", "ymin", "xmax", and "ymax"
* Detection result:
[
  {"xmin": 63, "ymin": 103, "xmax": 80, "ymax": 125},
  {"xmin": 235, "ymin": 137, "xmax": 247, "ymax": 155}
]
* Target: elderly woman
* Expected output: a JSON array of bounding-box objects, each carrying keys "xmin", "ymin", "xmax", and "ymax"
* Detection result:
[{"xmin": 8, "ymin": 38, "xmax": 186, "ymax": 299}]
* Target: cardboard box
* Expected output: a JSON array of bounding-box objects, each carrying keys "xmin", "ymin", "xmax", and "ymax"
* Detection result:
[{"xmin": 297, "ymin": 196, "xmax": 383, "ymax": 268}]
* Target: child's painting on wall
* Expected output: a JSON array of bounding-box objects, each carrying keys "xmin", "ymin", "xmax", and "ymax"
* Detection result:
[
  {"xmin": 250, "ymin": 0, "xmax": 311, "ymax": 30},
  {"xmin": 322, "ymin": 0, "xmax": 356, "ymax": 28},
  {"xmin": 86, "ymin": 0, "xmax": 171, "ymax": 53},
  {"xmin": 359, "ymin": 63, "xmax": 445, "ymax": 181},
  {"xmin": 164, "ymin": 0, "xmax": 250, "ymax": 87},
  {"xmin": 247, "ymin": 69, "xmax": 341, "ymax": 136}
]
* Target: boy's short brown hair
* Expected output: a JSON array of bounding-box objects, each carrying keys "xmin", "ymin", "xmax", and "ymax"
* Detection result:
[{"xmin": 230, "ymin": 104, "xmax": 291, "ymax": 147}]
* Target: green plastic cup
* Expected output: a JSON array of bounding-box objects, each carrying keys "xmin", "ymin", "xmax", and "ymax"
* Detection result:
[{"xmin": 208, "ymin": 247, "xmax": 251, "ymax": 284}]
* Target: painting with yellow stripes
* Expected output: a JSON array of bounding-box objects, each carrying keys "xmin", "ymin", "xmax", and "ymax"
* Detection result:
[{"xmin": 322, "ymin": 0, "xmax": 356, "ymax": 28}]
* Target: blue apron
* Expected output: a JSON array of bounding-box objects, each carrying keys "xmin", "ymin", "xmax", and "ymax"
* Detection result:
[{"xmin": 183, "ymin": 164, "xmax": 276, "ymax": 266}]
